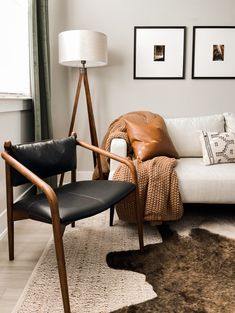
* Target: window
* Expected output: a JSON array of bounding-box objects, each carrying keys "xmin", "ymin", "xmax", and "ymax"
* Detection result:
[{"xmin": 0, "ymin": 0, "xmax": 30, "ymax": 97}]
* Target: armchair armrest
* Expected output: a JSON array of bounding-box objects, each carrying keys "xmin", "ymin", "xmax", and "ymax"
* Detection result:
[
  {"xmin": 109, "ymin": 138, "xmax": 127, "ymax": 180},
  {"xmin": 1, "ymin": 151, "xmax": 60, "ymax": 219},
  {"xmin": 76, "ymin": 139, "xmax": 137, "ymax": 185}
]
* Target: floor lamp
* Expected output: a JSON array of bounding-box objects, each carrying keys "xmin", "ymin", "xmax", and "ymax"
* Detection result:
[{"xmin": 58, "ymin": 30, "xmax": 108, "ymax": 183}]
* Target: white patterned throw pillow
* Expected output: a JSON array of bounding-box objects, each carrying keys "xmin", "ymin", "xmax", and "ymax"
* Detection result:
[{"xmin": 199, "ymin": 131, "xmax": 235, "ymax": 165}]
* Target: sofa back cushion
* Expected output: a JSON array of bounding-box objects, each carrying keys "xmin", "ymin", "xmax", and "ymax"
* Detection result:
[
  {"xmin": 224, "ymin": 112, "xmax": 235, "ymax": 132},
  {"xmin": 165, "ymin": 114, "xmax": 225, "ymax": 157}
]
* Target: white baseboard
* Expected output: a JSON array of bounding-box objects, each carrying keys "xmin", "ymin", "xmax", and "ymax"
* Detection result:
[{"xmin": 0, "ymin": 171, "xmax": 93, "ymax": 240}]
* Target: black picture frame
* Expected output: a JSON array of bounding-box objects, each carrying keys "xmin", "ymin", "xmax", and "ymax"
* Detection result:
[
  {"xmin": 133, "ymin": 26, "xmax": 186, "ymax": 79},
  {"xmin": 192, "ymin": 26, "xmax": 235, "ymax": 79}
]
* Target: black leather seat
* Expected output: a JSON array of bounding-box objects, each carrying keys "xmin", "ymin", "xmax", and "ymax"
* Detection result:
[
  {"xmin": 1, "ymin": 133, "xmax": 144, "ymax": 313},
  {"xmin": 14, "ymin": 180, "xmax": 135, "ymax": 224}
]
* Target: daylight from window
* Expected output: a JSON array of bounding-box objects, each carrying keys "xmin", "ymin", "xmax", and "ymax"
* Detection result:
[{"xmin": 0, "ymin": 0, "xmax": 30, "ymax": 97}]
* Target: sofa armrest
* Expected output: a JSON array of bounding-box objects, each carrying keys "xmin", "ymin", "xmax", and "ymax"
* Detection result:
[{"xmin": 109, "ymin": 138, "xmax": 127, "ymax": 180}]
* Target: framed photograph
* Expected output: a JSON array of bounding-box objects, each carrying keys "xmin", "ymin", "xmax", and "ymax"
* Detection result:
[
  {"xmin": 134, "ymin": 26, "xmax": 186, "ymax": 79},
  {"xmin": 192, "ymin": 26, "xmax": 235, "ymax": 79}
]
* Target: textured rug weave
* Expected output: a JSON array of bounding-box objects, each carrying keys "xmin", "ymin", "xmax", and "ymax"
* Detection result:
[{"xmin": 13, "ymin": 211, "xmax": 161, "ymax": 313}]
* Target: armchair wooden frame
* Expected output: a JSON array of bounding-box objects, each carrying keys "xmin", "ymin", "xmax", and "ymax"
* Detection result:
[{"xmin": 1, "ymin": 137, "xmax": 144, "ymax": 313}]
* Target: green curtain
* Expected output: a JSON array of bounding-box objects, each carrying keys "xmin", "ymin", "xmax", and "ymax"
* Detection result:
[
  {"xmin": 29, "ymin": 0, "xmax": 53, "ymax": 141},
  {"xmin": 29, "ymin": 0, "xmax": 56, "ymax": 187}
]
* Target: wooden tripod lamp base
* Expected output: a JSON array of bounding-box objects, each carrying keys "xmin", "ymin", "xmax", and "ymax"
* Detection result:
[
  {"xmin": 59, "ymin": 30, "xmax": 108, "ymax": 183},
  {"xmin": 68, "ymin": 62, "xmax": 103, "ymax": 177}
]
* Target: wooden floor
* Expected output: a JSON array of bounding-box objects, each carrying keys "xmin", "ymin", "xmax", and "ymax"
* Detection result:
[{"xmin": 0, "ymin": 220, "xmax": 51, "ymax": 313}]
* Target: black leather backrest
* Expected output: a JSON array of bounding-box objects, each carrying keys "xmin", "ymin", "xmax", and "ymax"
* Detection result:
[{"xmin": 9, "ymin": 135, "xmax": 77, "ymax": 186}]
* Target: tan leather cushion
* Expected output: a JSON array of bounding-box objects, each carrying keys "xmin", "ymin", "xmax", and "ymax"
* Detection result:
[{"xmin": 125, "ymin": 115, "xmax": 179, "ymax": 161}]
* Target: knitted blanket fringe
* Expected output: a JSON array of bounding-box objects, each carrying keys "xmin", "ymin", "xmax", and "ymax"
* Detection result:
[{"xmin": 94, "ymin": 111, "xmax": 183, "ymax": 223}]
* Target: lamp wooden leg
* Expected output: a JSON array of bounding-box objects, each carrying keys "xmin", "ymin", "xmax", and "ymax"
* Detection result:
[
  {"xmin": 68, "ymin": 71, "xmax": 84, "ymax": 136},
  {"xmin": 83, "ymin": 70, "xmax": 103, "ymax": 179},
  {"xmin": 59, "ymin": 71, "xmax": 84, "ymax": 187}
]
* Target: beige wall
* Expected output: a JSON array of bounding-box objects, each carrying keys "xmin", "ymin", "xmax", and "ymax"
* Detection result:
[
  {"xmin": 49, "ymin": 0, "xmax": 235, "ymax": 171},
  {"xmin": 0, "ymin": 100, "xmax": 34, "ymax": 238}
]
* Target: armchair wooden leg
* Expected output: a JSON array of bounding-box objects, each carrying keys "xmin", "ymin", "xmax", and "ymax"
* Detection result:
[
  {"xmin": 61, "ymin": 224, "xmax": 66, "ymax": 237},
  {"xmin": 7, "ymin": 219, "xmax": 14, "ymax": 261},
  {"xmin": 110, "ymin": 205, "xmax": 115, "ymax": 226},
  {"xmin": 135, "ymin": 195, "xmax": 144, "ymax": 252},
  {"xmin": 52, "ymin": 223, "xmax": 71, "ymax": 313}
]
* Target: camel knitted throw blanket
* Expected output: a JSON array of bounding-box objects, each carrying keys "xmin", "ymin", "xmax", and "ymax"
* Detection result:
[{"xmin": 95, "ymin": 111, "xmax": 183, "ymax": 223}]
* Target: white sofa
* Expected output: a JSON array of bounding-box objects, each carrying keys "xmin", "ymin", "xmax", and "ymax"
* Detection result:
[{"xmin": 109, "ymin": 113, "xmax": 235, "ymax": 204}]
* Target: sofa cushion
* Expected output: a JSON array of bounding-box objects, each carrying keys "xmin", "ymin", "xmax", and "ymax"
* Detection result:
[
  {"xmin": 175, "ymin": 158, "xmax": 235, "ymax": 203},
  {"xmin": 224, "ymin": 112, "xmax": 235, "ymax": 132},
  {"xmin": 199, "ymin": 131, "xmax": 235, "ymax": 165},
  {"xmin": 125, "ymin": 116, "xmax": 179, "ymax": 161},
  {"xmin": 165, "ymin": 114, "xmax": 225, "ymax": 157}
]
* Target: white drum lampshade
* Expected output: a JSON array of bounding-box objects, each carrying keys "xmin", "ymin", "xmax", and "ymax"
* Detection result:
[{"xmin": 58, "ymin": 30, "xmax": 108, "ymax": 67}]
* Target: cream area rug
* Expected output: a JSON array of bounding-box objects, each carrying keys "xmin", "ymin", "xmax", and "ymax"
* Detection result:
[{"xmin": 13, "ymin": 211, "xmax": 161, "ymax": 313}]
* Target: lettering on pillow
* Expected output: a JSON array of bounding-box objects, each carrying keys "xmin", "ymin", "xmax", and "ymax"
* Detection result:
[{"xmin": 199, "ymin": 131, "xmax": 235, "ymax": 165}]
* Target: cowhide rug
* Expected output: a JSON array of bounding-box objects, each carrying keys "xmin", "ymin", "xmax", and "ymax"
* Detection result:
[{"xmin": 107, "ymin": 225, "xmax": 235, "ymax": 313}]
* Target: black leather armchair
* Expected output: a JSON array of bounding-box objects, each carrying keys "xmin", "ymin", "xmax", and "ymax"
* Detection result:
[{"xmin": 1, "ymin": 133, "xmax": 144, "ymax": 313}]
